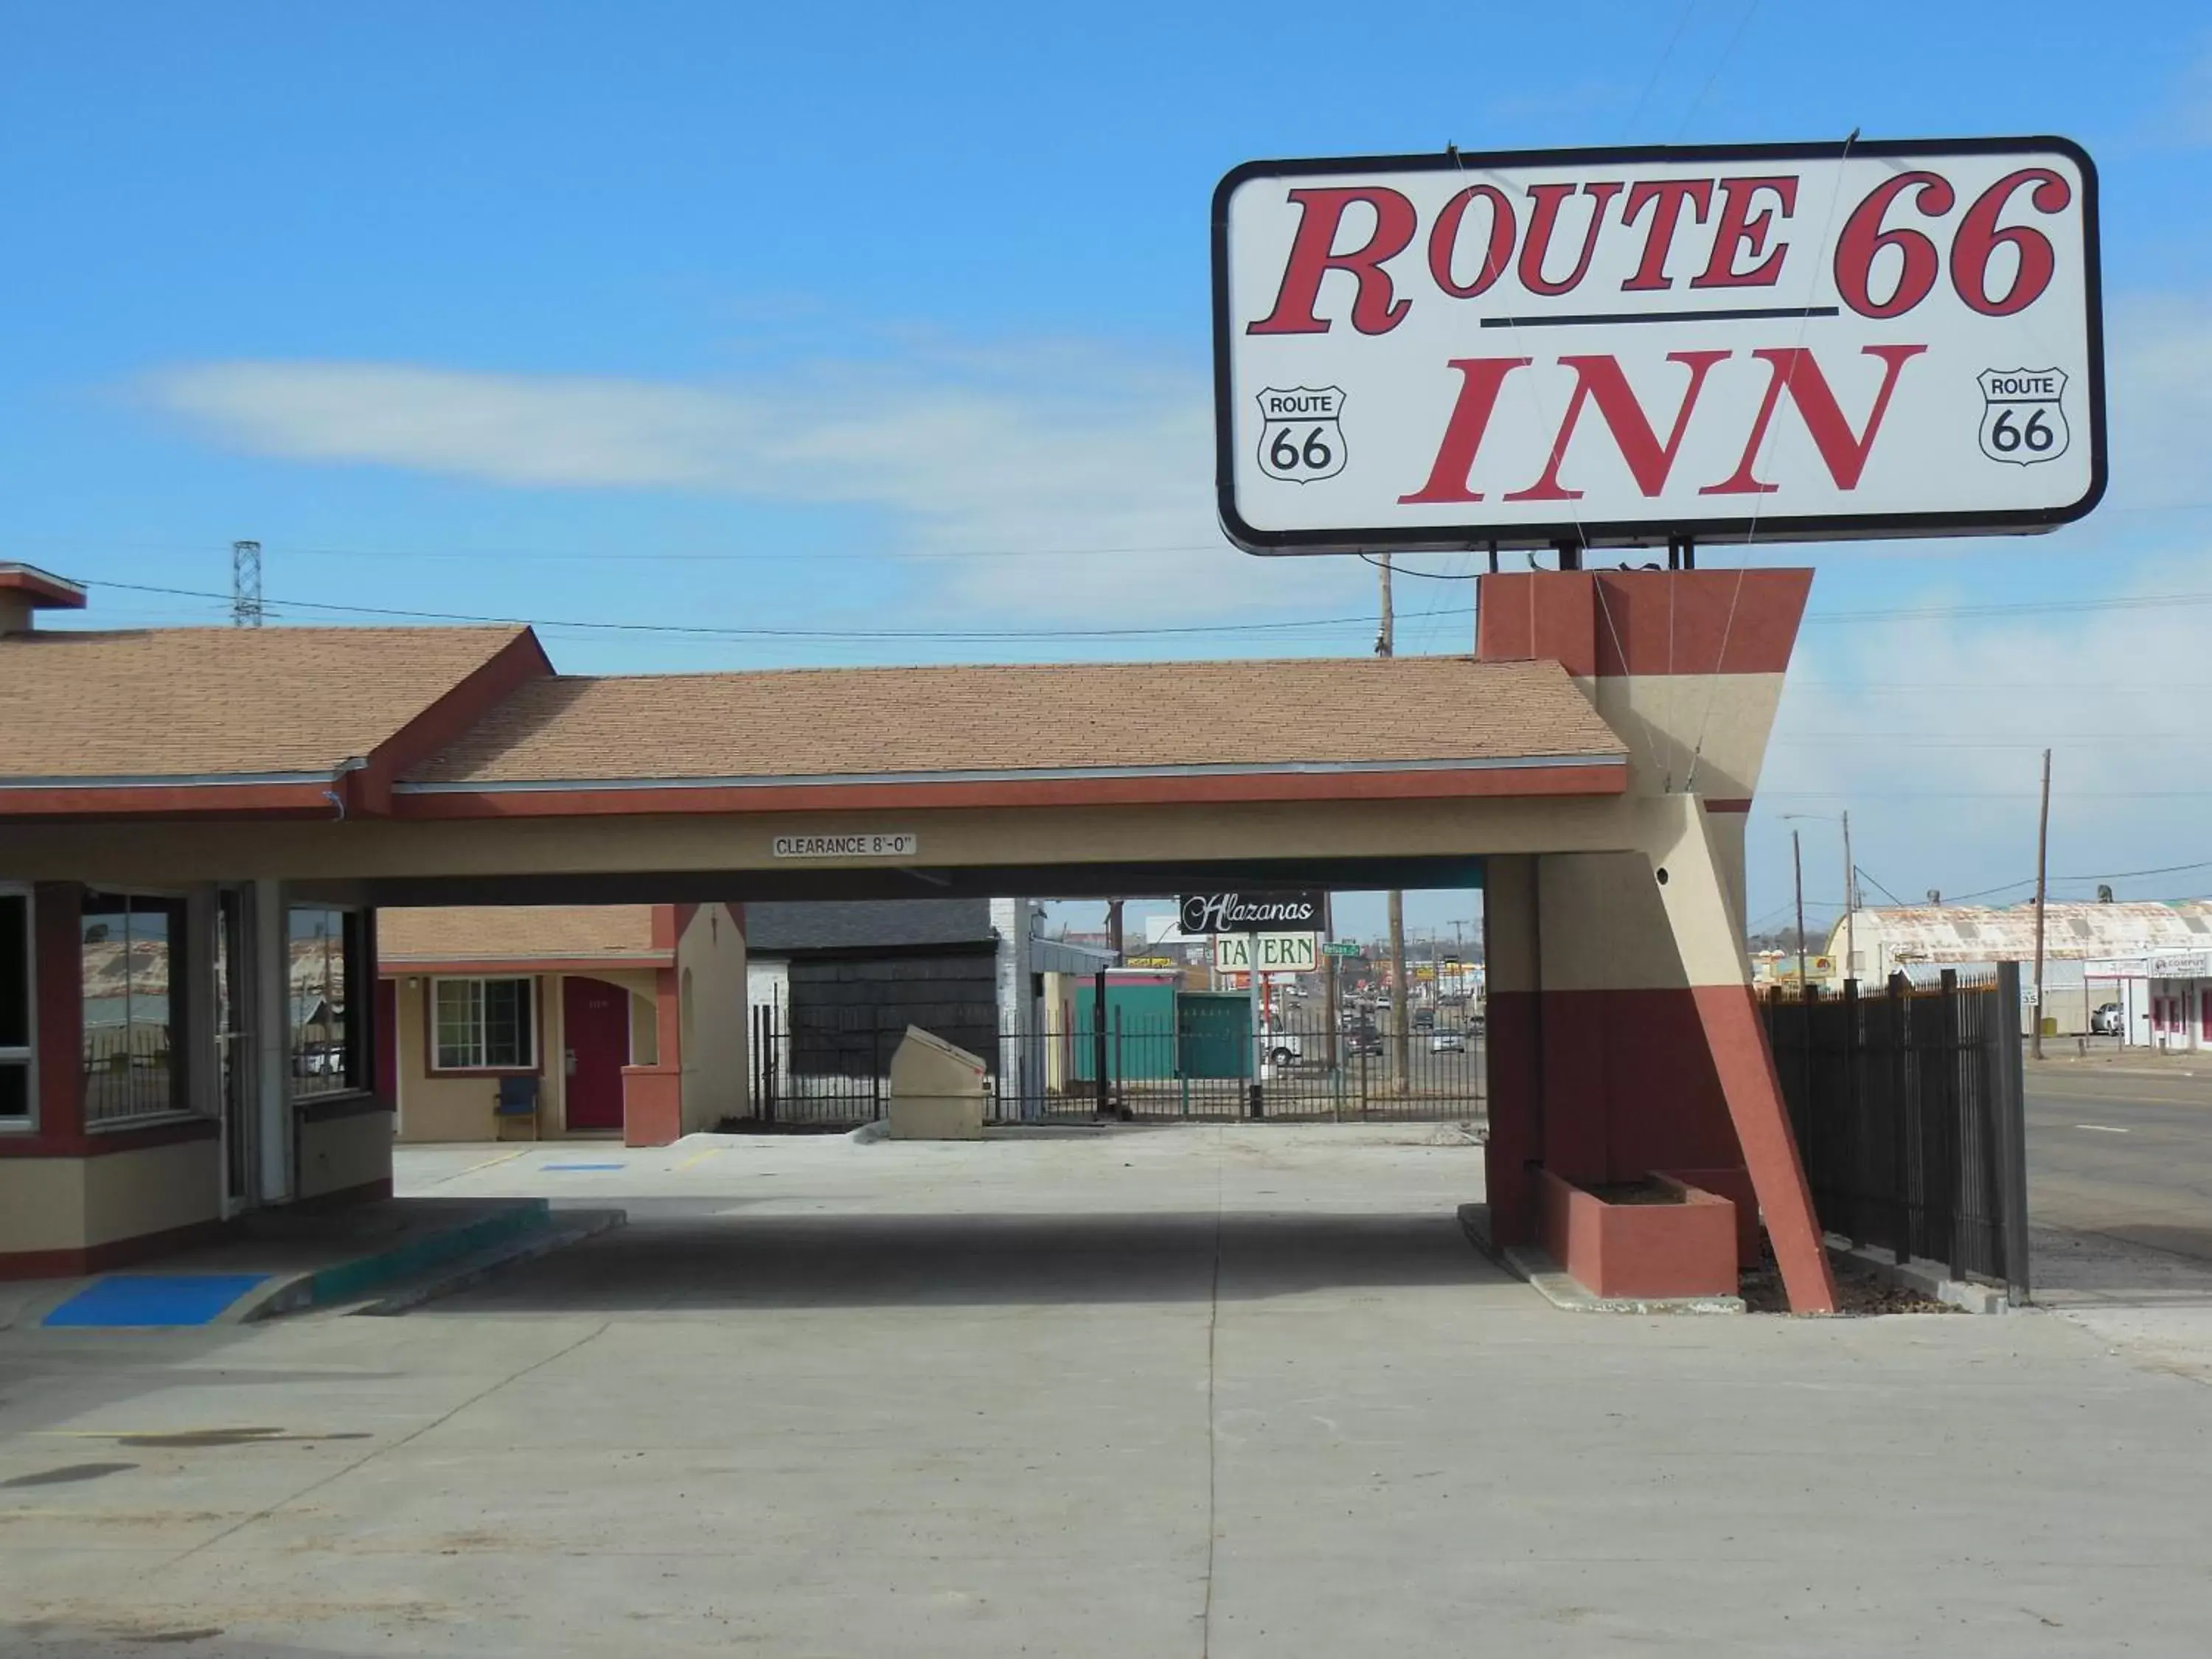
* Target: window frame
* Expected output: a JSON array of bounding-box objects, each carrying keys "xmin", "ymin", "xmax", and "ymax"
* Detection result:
[
  {"xmin": 427, "ymin": 975, "xmax": 540, "ymax": 1076},
  {"xmin": 287, "ymin": 905, "xmax": 369, "ymax": 1102},
  {"xmin": 0, "ymin": 884, "xmax": 35, "ymax": 1131},
  {"xmin": 80, "ymin": 886, "xmax": 195, "ymax": 1130}
]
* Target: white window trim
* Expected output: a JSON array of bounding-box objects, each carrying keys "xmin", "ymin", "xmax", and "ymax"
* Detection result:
[
  {"xmin": 287, "ymin": 903, "xmax": 367, "ymax": 1102},
  {"xmin": 81, "ymin": 886, "xmax": 201, "ymax": 1133},
  {"xmin": 0, "ymin": 883, "xmax": 35, "ymax": 1132},
  {"xmin": 430, "ymin": 975, "xmax": 538, "ymax": 1073}
]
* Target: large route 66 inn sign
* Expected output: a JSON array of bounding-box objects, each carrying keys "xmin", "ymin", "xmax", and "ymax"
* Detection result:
[{"xmin": 1212, "ymin": 138, "xmax": 2104, "ymax": 552}]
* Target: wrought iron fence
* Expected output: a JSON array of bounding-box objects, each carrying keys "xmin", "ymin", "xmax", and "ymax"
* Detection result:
[
  {"xmin": 82, "ymin": 1023, "xmax": 181, "ymax": 1125},
  {"xmin": 745, "ymin": 1006, "xmax": 1485, "ymax": 1127},
  {"xmin": 1764, "ymin": 964, "xmax": 2029, "ymax": 1298}
]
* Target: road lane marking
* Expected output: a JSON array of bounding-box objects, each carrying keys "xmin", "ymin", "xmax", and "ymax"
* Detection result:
[{"xmin": 2073, "ymin": 1124, "xmax": 2129, "ymax": 1133}]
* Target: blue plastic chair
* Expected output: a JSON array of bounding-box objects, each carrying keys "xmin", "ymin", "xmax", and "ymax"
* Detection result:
[{"xmin": 493, "ymin": 1075, "xmax": 541, "ymax": 1140}]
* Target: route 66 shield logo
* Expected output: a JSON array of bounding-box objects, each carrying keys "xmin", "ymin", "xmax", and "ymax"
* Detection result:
[
  {"xmin": 1256, "ymin": 386, "xmax": 1347, "ymax": 483},
  {"xmin": 1977, "ymin": 368, "xmax": 2069, "ymax": 466}
]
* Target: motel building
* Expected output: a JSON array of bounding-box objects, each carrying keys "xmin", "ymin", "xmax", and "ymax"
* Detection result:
[{"xmin": 0, "ymin": 559, "xmax": 1848, "ymax": 1311}]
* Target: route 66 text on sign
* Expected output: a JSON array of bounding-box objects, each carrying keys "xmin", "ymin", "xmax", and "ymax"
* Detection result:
[
  {"xmin": 1214, "ymin": 137, "xmax": 2104, "ymax": 554},
  {"xmin": 1255, "ymin": 386, "xmax": 1347, "ymax": 482}
]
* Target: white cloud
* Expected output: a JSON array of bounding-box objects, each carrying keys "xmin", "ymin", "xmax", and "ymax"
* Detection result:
[
  {"xmin": 1758, "ymin": 544, "xmax": 2212, "ymax": 919},
  {"xmin": 143, "ymin": 351, "xmax": 1354, "ymax": 625},
  {"xmin": 2106, "ymin": 294, "xmax": 2212, "ymax": 507}
]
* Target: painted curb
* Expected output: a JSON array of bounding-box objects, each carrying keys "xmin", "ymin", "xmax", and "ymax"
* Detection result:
[
  {"xmin": 355, "ymin": 1209, "xmax": 627, "ymax": 1315},
  {"xmin": 1457, "ymin": 1203, "xmax": 1746, "ymax": 1315},
  {"xmin": 231, "ymin": 1200, "xmax": 554, "ymax": 1323}
]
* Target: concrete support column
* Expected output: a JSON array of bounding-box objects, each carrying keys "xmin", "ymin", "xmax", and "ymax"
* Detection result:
[
  {"xmin": 253, "ymin": 877, "xmax": 292, "ymax": 1203},
  {"xmin": 1481, "ymin": 855, "xmax": 1541, "ymax": 1244},
  {"xmin": 990, "ymin": 897, "xmax": 1034, "ymax": 1116},
  {"xmin": 1641, "ymin": 796, "xmax": 1837, "ymax": 1313}
]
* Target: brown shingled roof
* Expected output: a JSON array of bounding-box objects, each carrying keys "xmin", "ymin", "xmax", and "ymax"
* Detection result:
[
  {"xmin": 409, "ymin": 657, "xmax": 1619, "ymax": 785},
  {"xmin": 378, "ymin": 905, "xmax": 665, "ymax": 965},
  {"xmin": 0, "ymin": 627, "xmax": 532, "ymax": 780}
]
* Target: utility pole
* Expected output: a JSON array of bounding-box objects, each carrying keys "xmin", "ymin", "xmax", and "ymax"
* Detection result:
[
  {"xmin": 2032, "ymin": 748, "xmax": 2052, "ymax": 1060},
  {"xmin": 1105, "ymin": 899, "xmax": 1124, "ymax": 966},
  {"xmin": 1377, "ymin": 553, "xmax": 1408, "ymax": 1093},
  {"xmin": 1841, "ymin": 810, "xmax": 1855, "ymax": 986},
  {"xmin": 231, "ymin": 540, "xmax": 263, "ymax": 627},
  {"xmin": 1792, "ymin": 829, "xmax": 1808, "ymax": 990}
]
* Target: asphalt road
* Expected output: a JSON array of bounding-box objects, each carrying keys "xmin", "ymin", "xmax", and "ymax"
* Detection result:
[{"xmin": 2025, "ymin": 1062, "xmax": 2212, "ymax": 1300}]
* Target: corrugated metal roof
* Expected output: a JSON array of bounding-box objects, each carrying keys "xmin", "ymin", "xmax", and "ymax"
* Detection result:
[{"xmin": 1831, "ymin": 901, "xmax": 2212, "ymax": 964}]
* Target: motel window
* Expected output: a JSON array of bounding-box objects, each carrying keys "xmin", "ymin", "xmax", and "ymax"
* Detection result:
[
  {"xmin": 81, "ymin": 891, "xmax": 189, "ymax": 1126},
  {"xmin": 289, "ymin": 906, "xmax": 364, "ymax": 1099},
  {"xmin": 434, "ymin": 978, "xmax": 535, "ymax": 1071},
  {"xmin": 1, "ymin": 888, "xmax": 30, "ymax": 1124}
]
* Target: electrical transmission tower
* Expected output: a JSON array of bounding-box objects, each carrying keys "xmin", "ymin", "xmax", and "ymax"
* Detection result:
[{"xmin": 231, "ymin": 540, "xmax": 263, "ymax": 627}]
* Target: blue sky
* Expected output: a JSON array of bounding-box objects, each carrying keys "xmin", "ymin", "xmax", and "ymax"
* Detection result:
[{"xmin": 4, "ymin": 1, "xmax": 2209, "ymax": 941}]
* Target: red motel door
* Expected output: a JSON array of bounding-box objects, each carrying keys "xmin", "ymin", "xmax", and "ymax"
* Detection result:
[{"xmin": 562, "ymin": 978, "xmax": 630, "ymax": 1132}]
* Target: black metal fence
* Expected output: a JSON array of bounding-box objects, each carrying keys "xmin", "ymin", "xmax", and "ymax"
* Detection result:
[
  {"xmin": 745, "ymin": 1006, "xmax": 1485, "ymax": 1127},
  {"xmin": 1764, "ymin": 964, "xmax": 2029, "ymax": 1298}
]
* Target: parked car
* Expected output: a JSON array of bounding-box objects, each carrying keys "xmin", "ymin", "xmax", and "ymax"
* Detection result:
[
  {"xmin": 1429, "ymin": 1029, "xmax": 1466, "ymax": 1054},
  {"xmin": 1345, "ymin": 1027, "xmax": 1384, "ymax": 1057},
  {"xmin": 2092, "ymin": 1001, "xmax": 2124, "ymax": 1036}
]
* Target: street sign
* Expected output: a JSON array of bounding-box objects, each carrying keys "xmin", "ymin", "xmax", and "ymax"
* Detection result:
[
  {"xmin": 1321, "ymin": 941, "xmax": 1361, "ymax": 958},
  {"xmin": 1215, "ymin": 933, "xmax": 1321, "ymax": 973},
  {"xmin": 1180, "ymin": 891, "xmax": 1324, "ymax": 933},
  {"xmin": 1214, "ymin": 138, "xmax": 2102, "ymax": 553}
]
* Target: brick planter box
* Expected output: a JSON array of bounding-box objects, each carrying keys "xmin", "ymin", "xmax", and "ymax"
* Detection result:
[{"xmin": 1537, "ymin": 1169, "xmax": 1740, "ymax": 1300}]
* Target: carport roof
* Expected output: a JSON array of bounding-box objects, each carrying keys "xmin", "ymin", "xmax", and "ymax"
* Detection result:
[
  {"xmin": 378, "ymin": 904, "xmax": 669, "ymax": 969},
  {"xmin": 0, "ymin": 625, "xmax": 545, "ymax": 796},
  {"xmin": 406, "ymin": 656, "xmax": 1624, "ymax": 790}
]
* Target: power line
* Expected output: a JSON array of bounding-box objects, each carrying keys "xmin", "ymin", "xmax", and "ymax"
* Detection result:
[{"xmin": 84, "ymin": 577, "xmax": 1465, "ymax": 645}]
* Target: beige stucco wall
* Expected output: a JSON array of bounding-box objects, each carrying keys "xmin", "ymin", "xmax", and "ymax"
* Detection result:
[
  {"xmin": 0, "ymin": 794, "xmax": 1658, "ymax": 893},
  {"xmin": 296, "ymin": 1108, "xmax": 394, "ymax": 1201},
  {"xmin": 678, "ymin": 904, "xmax": 745, "ymax": 1133},
  {"xmin": 390, "ymin": 973, "xmax": 518, "ymax": 1142},
  {"xmin": 389, "ymin": 965, "xmax": 660, "ymax": 1141},
  {"xmin": 0, "ymin": 1135, "xmax": 224, "ymax": 1255}
]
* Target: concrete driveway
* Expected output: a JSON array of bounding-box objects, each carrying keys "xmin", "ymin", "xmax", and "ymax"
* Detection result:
[{"xmin": 4, "ymin": 1124, "xmax": 2211, "ymax": 1656}]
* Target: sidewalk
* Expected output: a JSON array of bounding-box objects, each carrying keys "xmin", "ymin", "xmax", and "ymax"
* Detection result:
[{"xmin": 0, "ymin": 1195, "xmax": 603, "ymax": 1332}]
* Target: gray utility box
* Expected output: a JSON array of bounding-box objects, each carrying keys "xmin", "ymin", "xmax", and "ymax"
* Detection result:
[{"xmin": 886, "ymin": 1026, "xmax": 988, "ymax": 1141}]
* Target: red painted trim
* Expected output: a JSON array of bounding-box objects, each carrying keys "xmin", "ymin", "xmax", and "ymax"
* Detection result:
[
  {"xmin": 349, "ymin": 630, "xmax": 555, "ymax": 815},
  {"xmin": 1689, "ymin": 983, "xmax": 1837, "ymax": 1314},
  {"xmin": 0, "ymin": 782, "xmax": 338, "ymax": 819},
  {"xmin": 1703, "ymin": 798, "xmax": 1753, "ymax": 814},
  {"xmin": 391, "ymin": 762, "xmax": 1625, "ymax": 819},
  {"xmin": 0, "ymin": 1215, "xmax": 229, "ymax": 1281},
  {"xmin": 0, "ymin": 566, "xmax": 88, "ymax": 609},
  {"xmin": 1476, "ymin": 569, "xmax": 1811, "ymax": 677},
  {"xmin": 33, "ymin": 881, "xmax": 83, "ymax": 1138},
  {"xmin": 650, "ymin": 904, "xmax": 679, "ymax": 952},
  {"xmin": 0, "ymin": 1116, "xmax": 219, "ymax": 1158},
  {"xmin": 381, "ymin": 955, "xmax": 670, "ymax": 975}
]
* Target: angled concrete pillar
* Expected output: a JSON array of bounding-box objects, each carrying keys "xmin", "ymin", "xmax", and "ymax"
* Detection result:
[{"xmin": 1640, "ymin": 795, "xmax": 1837, "ymax": 1314}]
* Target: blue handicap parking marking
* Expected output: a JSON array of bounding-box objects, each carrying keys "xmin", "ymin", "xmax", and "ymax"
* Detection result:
[{"xmin": 42, "ymin": 1273, "xmax": 272, "ymax": 1329}]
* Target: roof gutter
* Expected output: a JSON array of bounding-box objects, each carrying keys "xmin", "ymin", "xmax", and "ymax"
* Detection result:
[{"xmin": 395, "ymin": 752, "xmax": 1626, "ymax": 796}]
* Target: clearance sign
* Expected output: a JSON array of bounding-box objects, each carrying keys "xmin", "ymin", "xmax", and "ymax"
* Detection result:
[{"xmin": 1212, "ymin": 139, "xmax": 2103, "ymax": 553}]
